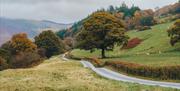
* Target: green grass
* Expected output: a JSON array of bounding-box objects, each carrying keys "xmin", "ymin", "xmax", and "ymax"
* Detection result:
[
  {"xmin": 0, "ymin": 56, "xmax": 179, "ymax": 91},
  {"xmin": 71, "ymin": 21, "xmax": 180, "ymax": 66}
]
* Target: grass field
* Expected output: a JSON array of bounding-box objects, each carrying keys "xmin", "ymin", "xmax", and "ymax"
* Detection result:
[
  {"xmin": 0, "ymin": 56, "xmax": 179, "ymax": 91},
  {"xmin": 71, "ymin": 21, "xmax": 180, "ymax": 66}
]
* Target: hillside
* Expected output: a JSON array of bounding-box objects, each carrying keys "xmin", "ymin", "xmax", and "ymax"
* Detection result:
[
  {"xmin": 0, "ymin": 17, "xmax": 72, "ymax": 45},
  {"xmin": 0, "ymin": 56, "xmax": 178, "ymax": 91},
  {"xmin": 71, "ymin": 21, "xmax": 180, "ymax": 66},
  {"xmin": 155, "ymin": 2, "xmax": 180, "ymax": 16}
]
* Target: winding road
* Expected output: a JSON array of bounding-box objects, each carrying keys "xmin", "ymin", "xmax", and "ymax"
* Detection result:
[{"xmin": 62, "ymin": 54, "xmax": 180, "ymax": 89}]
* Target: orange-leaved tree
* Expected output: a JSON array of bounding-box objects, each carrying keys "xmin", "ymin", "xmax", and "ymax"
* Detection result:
[{"xmin": 10, "ymin": 33, "xmax": 37, "ymax": 54}]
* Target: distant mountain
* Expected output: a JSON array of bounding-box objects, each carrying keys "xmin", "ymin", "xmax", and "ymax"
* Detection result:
[{"xmin": 0, "ymin": 17, "xmax": 72, "ymax": 45}]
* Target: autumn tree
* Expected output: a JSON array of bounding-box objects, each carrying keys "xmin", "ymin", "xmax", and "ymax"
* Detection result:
[
  {"xmin": 167, "ymin": 19, "xmax": 180, "ymax": 46},
  {"xmin": 134, "ymin": 9, "xmax": 155, "ymax": 27},
  {"xmin": 9, "ymin": 33, "xmax": 37, "ymax": 54},
  {"xmin": 35, "ymin": 30, "xmax": 65, "ymax": 58},
  {"xmin": 76, "ymin": 11, "xmax": 129, "ymax": 58},
  {"xmin": 0, "ymin": 33, "xmax": 41, "ymax": 69}
]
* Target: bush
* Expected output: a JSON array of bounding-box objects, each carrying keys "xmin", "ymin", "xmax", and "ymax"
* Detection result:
[
  {"xmin": 83, "ymin": 57, "xmax": 104, "ymax": 67},
  {"xmin": 37, "ymin": 48, "xmax": 46, "ymax": 58},
  {"xmin": 137, "ymin": 26, "xmax": 151, "ymax": 31},
  {"xmin": 167, "ymin": 19, "xmax": 180, "ymax": 46},
  {"xmin": 105, "ymin": 61, "xmax": 180, "ymax": 80},
  {"xmin": 122, "ymin": 37, "xmax": 142, "ymax": 49},
  {"xmin": 0, "ymin": 57, "xmax": 9, "ymax": 71},
  {"xmin": 10, "ymin": 51, "xmax": 42, "ymax": 68},
  {"xmin": 65, "ymin": 53, "xmax": 82, "ymax": 60},
  {"xmin": 0, "ymin": 48, "xmax": 11, "ymax": 63},
  {"xmin": 140, "ymin": 16, "xmax": 154, "ymax": 26}
]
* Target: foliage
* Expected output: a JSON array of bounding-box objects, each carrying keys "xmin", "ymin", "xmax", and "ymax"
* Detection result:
[
  {"xmin": 167, "ymin": 19, "xmax": 180, "ymax": 46},
  {"xmin": 63, "ymin": 37, "xmax": 74, "ymax": 50},
  {"xmin": 116, "ymin": 3, "xmax": 140, "ymax": 18},
  {"xmin": 0, "ymin": 33, "xmax": 43, "ymax": 70},
  {"xmin": 106, "ymin": 3, "xmax": 140, "ymax": 18},
  {"xmin": 105, "ymin": 61, "xmax": 180, "ymax": 80},
  {"xmin": 137, "ymin": 26, "xmax": 152, "ymax": 31},
  {"xmin": 0, "ymin": 56, "xmax": 9, "ymax": 71},
  {"xmin": 83, "ymin": 57, "xmax": 104, "ymax": 67},
  {"xmin": 9, "ymin": 33, "xmax": 37, "ymax": 54},
  {"xmin": 140, "ymin": 16, "xmax": 154, "ymax": 26},
  {"xmin": 76, "ymin": 11, "xmax": 129, "ymax": 58},
  {"xmin": 0, "ymin": 48, "xmax": 11, "ymax": 63},
  {"xmin": 35, "ymin": 30, "xmax": 65, "ymax": 58},
  {"xmin": 56, "ymin": 29, "xmax": 66, "ymax": 39},
  {"xmin": 10, "ymin": 51, "xmax": 42, "ymax": 68},
  {"xmin": 122, "ymin": 37, "xmax": 142, "ymax": 49},
  {"xmin": 133, "ymin": 9, "xmax": 155, "ymax": 28},
  {"xmin": 66, "ymin": 4, "xmax": 140, "ymax": 38}
]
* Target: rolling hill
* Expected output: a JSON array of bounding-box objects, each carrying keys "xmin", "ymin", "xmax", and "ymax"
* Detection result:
[
  {"xmin": 71, "ymin": 21, "xmax": 180, "ymax": 66},
  {"xmin": 0, "ymin": 17, "xmax": 72, "ymax": 45}
]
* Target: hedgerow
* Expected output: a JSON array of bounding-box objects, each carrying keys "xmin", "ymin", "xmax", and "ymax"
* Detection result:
[{"xmin": 105, "ymin": 61, "xmax": 180, "ymax": 80}]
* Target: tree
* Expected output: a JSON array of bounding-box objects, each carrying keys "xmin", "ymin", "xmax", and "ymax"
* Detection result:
[
  {"xmin": 107, "ymin": 5, "xmax": 116, "ymax": 14},
  {"xmin": 130, "ymin": 5, "xmax": 140, "ymax": 17},
  {"xmin": 140, "ymin": 16, "xmax": 154, "ymax": 26},
  {"xmin": 117, "ymin": 2, "xmax": 130, "ymax": 18},
  {"xmin": 167, "ymin": 19, "xmax": 180, "ymax": 46},
  {"xmin": 0, "ymin": 33, "xmax": 42, "ymax": 69},
  {"xmin": 35, "ymin": 30, "xmax": 65, "ymax": 58},
  {"xmin": 76, "ymin": 11, "xmax": 129, "ymax": 58},
  {"xmin": 56, "ymin": 29, "xmax": 67, "ymax": 39},
  {"xmin": 9, "ymin": 33, "xmax": 37, "ymax": 54}
]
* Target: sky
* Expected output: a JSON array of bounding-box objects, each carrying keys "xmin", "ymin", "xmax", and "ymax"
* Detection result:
[{"xmin": 0, "ymin": 0, "xmax": 178, "ymax": 24}]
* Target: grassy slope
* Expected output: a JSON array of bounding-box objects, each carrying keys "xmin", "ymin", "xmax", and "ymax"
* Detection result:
[
  {"xmin": 0, "ymin": 56, "xmax": 178, "ymax": 91},
  {"xmin": 71, "ymin": 21, "xmax": 180, "ymax": 66}
]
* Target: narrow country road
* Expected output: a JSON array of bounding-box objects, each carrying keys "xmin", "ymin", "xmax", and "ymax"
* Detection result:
[{"xmin": 62, "ymin": 54, "xmax": 180, "ymax": 89}]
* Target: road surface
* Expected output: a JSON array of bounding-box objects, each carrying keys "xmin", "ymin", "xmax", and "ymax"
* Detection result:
[{"xmin": 62, "ymin": 55, "xmax": 180, "ymax": 89}]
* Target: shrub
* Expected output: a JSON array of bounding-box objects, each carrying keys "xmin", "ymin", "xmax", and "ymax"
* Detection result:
[
  {"xmin": 83, "ymin": 57, "xmax": 104, "ymax": 67},
  {"xmin": 105, "ymin": 61, "xmax": 180, "ymax": 80},
  {"xmin": 140, "ymin": 16, "xmax": 154, "ymax": 26},
  {"xmin": 122, "ymin": 37, "xmax": 142, "ymax": 49},
  {"xmin": 137, "ymin": 26, "xmax": 151, "ymax": 31},
  {"xmin": 10, "ymin": 51, "xmax": 42, "ymax": 68},
  {"xmin": 0, "ymin": 56, "xmax": 9, "ymax": 71},
  {"xmin": 63, "ymin": 37, "xmax": 74, "ymax": 50},
  {"xmin": 167, "ymin": 19, "xmax": 180, "ymax": 46},
  {"xmin": 0, "ymin": 48, "xmax": 11, "ymax": 63},
  {"xmin": 65, "ymin": 53, "xmax": 82, "ymax": 60},
  {"xmin": 37, "ymin": 48, "xmax": 46, "ymax": 58}
]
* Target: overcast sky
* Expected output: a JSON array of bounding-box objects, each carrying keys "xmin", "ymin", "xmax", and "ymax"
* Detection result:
[{"xmin": 0, "ymin": 0, "xmax": 178, "ymax": 24}]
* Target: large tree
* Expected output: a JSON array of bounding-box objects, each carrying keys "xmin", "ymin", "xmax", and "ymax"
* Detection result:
[
  {"xmin": 167, "ymin": 19, "xmax": 180, "ymax": 46},
  {"xmin": 76, "ymin": 11, "xmax": 129, "ymax": 58},
  {"xmin": 35, "ymin": 30, "xmax": 65, "ymax": 58}
]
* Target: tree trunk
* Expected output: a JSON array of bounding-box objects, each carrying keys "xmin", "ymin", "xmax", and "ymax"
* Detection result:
[{"xmin": 101, "ymin": 48, "xmax": 106, "ymax": 58}]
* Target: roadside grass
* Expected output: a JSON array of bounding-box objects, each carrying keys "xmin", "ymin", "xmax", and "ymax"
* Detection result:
[
  {"xmin": 0, "ymin": 56, "xmax": 179, "ymax": 91},
  {"xmin": 71, "ymin": 21, "xmax": 180, "ymax": 67}
]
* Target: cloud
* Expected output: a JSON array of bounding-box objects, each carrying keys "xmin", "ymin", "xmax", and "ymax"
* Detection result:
[
  {"xmin": 0, "ymin": 0, "xmax": 61, "ymax": 4},
  {"xmin": 0, "ymin": 0, "xmax": 178, "ymax": 23}
]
